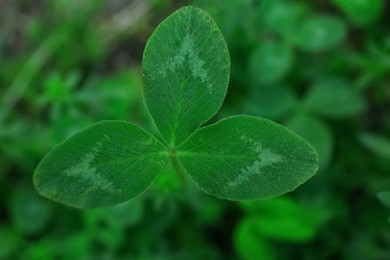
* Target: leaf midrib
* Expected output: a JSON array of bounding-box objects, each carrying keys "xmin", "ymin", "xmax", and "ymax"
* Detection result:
[{"xmin": 170, "ymin": 81, "xmax": 185, "ymax": 146}]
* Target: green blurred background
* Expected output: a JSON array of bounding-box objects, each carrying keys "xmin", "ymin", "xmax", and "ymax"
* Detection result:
[{"xmin": 1, "ymin": 0, "xmax": 390, "ymax": 259}]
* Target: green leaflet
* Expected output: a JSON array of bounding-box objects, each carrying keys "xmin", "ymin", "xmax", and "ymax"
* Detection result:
[
  {"xmin": 143, "ymin": 6, "xmax": 230, "ymax": 147},
  {"xmin": 177, "ymin": 116, "xmax": 318, "ymax": 200},
  {"xmin": 249, "ymin": 40, "xmax": 294, "ymax": 84},
  {"xmin": 260, "ymin": 0, "xmax": 307, "ymax": 38},
  {"xmin": 34, "ymin": 121, "xmax": 168, "ymax": 208},
  {"xmin": 293, "ymin": 15, "xmax": 347, "ymax": 52},
  {"xmin": 304, "ymin": 77, "xmax": 366, "ymax": 118}
]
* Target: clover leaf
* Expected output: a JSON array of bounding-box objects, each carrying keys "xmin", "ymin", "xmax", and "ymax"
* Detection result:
[{"xmin": 34, "ymin": 7, "xmax": 319, "ymax": 208}]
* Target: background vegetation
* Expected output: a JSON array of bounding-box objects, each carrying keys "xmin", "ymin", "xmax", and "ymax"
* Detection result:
[{"xmin": 1, "ymin": 0, "xmax": 389, "ymax": 259}]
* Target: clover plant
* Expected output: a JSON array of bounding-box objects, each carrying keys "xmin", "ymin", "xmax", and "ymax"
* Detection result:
[{"xmin": 33, "ymin": 7, "xmax": 318, "ymax": 208}]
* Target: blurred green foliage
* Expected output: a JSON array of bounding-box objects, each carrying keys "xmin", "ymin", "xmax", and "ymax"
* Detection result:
[{"xmin": 1, "ymin": 0, "xmax": 390, "ymax": 259}]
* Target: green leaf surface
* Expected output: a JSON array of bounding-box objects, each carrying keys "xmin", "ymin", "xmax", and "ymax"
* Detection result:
[
  {"xmin": 332, "ymin": 0, "xmax": 383, "ymax": 26},
  {"xmin": 249, "ymin": 40, "xmax": 294, "ymax": 84},
  {"xmin": 286, "ymin": 114, "xmax": 333, "ymax": 170},
  {"xmin": 34, "ymin": 121, "xmax": 168, "ymax": 208},
  {"xmin": 177, "ymin": 115, "xmax": 318, "ymax": 200},
  {"xmin": 293, "ymin": 15, "xmax": 347, "ymax": 52},
  {"xmin": 359, "ymin": 133, "xmax": 390, "ymax": 160},
  {"xmin": 304, "ymin": 77, "xmax": 366, "ymax": 118},
  {"xmin": 143, "ymin": 6, "xmax": 230, "ymax": 146}
]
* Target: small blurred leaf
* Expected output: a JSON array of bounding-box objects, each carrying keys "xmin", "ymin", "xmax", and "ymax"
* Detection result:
[
  {"xmin": 260, "ymin": 0, "xmax": 307, "ymax": 37},
  {"xmin": 9, "ymin": 189, "xmax": 53, "ymax": 235},
  {"xmin": 304, "ymin": 77, "xmax": 366, "ymax": 118},
  {"xmin": 247, "ymin": 85, "xmax": 297, "ymax": 120},
  {"xmin": 293, "ymin": 15, "xmax": 347, "ymax": 52},
  {"xmin": 249, "ymin": 40, "xmax": 294, "ymax": 84},
  {"xmin": 359, "ymin": 133, "xmax": 390, "ymax": 160},
  {"xmin": 241, "ymin": 197, "xmax": 327, "ymax": 242},
  {"xmin": 332, "ymin": 0, "xmax": 384, "ymax": 26},
  {"xmin": 377, "ymin": 191, "xmax": 390, "ymax": 208},
  {"xmin": 253, "ymin": 213, "xmax": 320, "ymax": 242},
  {"xmin": 286, "ymin": 114, "xmax": 333, "ymax": 170},
  {"xmin": 234, "ymin": 219, "xmax": 275, "ymax": 260}
]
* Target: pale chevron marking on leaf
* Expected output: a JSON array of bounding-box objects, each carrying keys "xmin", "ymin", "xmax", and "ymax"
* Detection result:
[
  {"xmin": 227, "ymin": 135, "xmax": 283, "ymax": 188},
  {"xmin": 158, "ymin": 33, "xmax": 213, "ymax": 94},
  {"xmin": 64, "ymin": 142, "xmax": 122, "ymax": 194}
]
